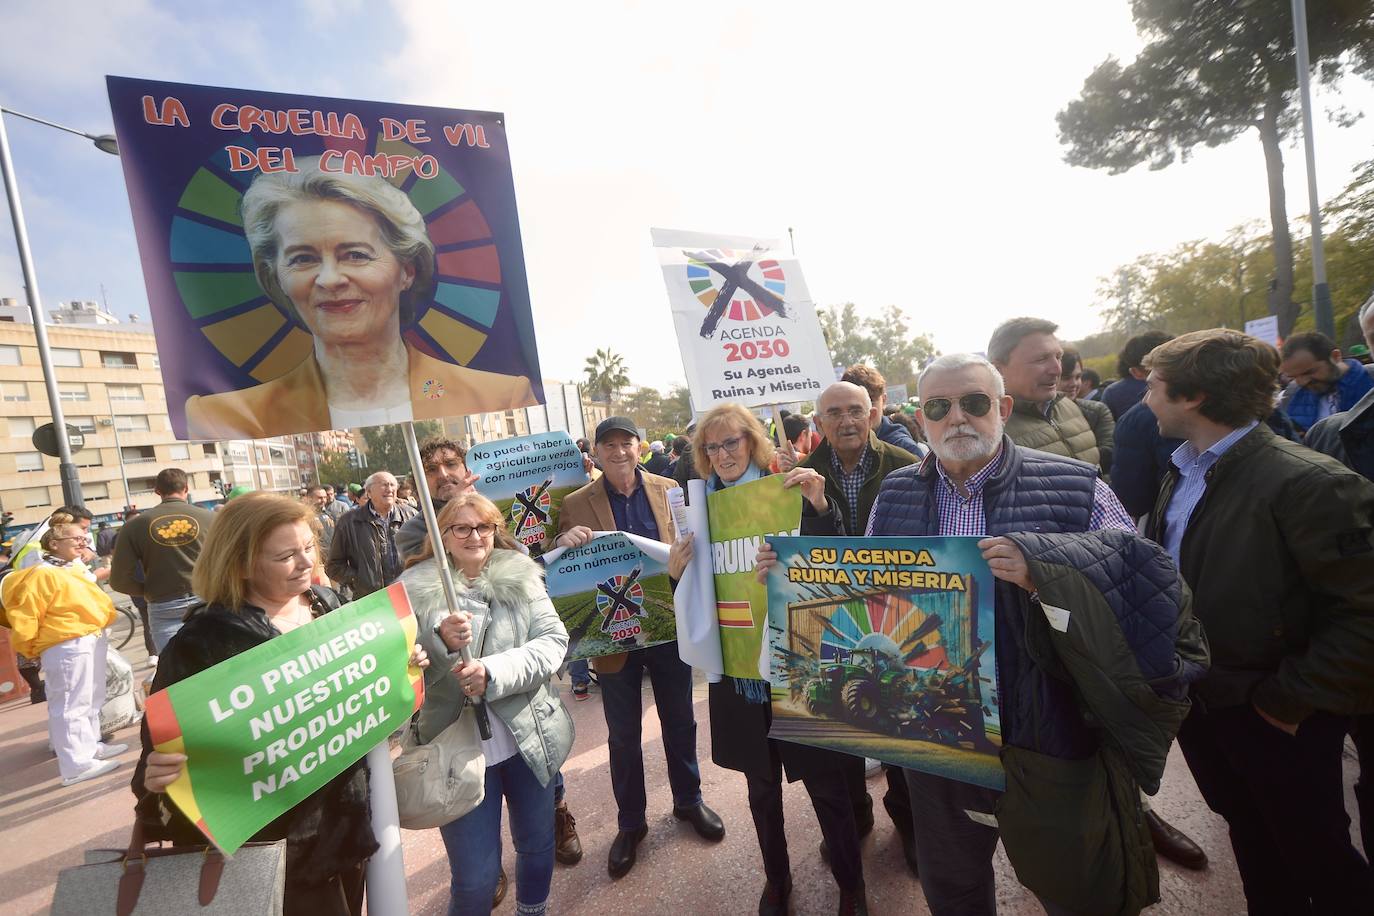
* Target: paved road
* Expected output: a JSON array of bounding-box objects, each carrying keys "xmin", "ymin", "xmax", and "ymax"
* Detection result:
[{"xmin": 0, "ymin": 621, "xmax": 1363, "ymax": 915}]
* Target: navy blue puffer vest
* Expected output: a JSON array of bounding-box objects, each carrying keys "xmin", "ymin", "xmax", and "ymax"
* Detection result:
[{"xmin": 869, "ymin": 438, "xmax": 1101, "ymax": 759}]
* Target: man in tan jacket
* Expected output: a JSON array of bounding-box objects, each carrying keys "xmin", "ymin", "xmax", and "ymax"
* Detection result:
[{"xmin": 556, "ymin": 416, "xmax": 723, "ymax": 879}]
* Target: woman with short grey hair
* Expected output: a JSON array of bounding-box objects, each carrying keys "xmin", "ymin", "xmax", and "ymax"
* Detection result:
[{"xmin": 185, "ymin": 157, "xmax": 534, "ymax": 438}]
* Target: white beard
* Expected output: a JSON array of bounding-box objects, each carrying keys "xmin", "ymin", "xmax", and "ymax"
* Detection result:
[{"xmin": 933, "ymin": 422, "xmax": 1001, "ymax": 463}]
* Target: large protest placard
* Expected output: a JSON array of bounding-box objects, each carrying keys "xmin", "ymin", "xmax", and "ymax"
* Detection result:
[
  {"xmin": 143, "ymin": 584, "xmax": 424, "ymax": 853},
  {"xmin": 766, "ymin": 536, "xmax": 1003, "ymax": 789},
  {"xmin": 651, "ymin": 228, "xmax": 834, "ymax": 412},
  {"xmin": 467, "ymin": 432, "xmax": 589, "ymax": 557},
  {"xmin": 543, "ymin": 533, "xmax": 676, "ymax": 659},
  {"xmin": 107, "ymin": 76, "xmax": 543, "ymax": 439},
  {"xmin": 708, "ymin": 476, "xmax": 802, "ymax": 679},
  {"xmin": 672, "ymin": 476, "xmax": 802, "ymax": 678}
]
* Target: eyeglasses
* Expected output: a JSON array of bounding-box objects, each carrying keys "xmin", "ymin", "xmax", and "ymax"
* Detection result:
[
  {"xmin": 920, "ymin": 393, "xmax": 993, "ymax": 422},
  {"xmin": 53, "ymin": 536, "xmax": 89, "ymax": 543},
  {"xmin": 443, "ymin": 523, "xmax": 497, "ymax": 540},
  {"xmin": 822, "ymin": 406, "xmax": 870, "ymax": 422},
  {"xmin": 703, "ymin": 436, "xmax": 745, "ymax": 456}
]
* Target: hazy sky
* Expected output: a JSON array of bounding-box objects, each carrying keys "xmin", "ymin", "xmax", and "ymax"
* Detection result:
[{"xmin": 2, "ymin": 0, "xmax": 1372, "ymax": 393}]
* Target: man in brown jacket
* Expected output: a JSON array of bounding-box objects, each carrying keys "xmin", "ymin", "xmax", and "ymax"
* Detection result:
[{"xmin": 556, "ymin": 416, "xmax": 722, "ymax": 879}]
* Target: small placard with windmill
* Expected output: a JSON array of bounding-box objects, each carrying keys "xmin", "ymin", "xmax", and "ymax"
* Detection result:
[
  {"xmin": 468, "ymin": 431, "xmax": 590, "ymax": 558},
  {"xmin": 543, "ymin": 532, "xmax": 677, "ymax": 659}
]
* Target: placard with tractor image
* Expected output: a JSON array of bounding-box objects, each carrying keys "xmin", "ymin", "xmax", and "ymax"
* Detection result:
[{"xmin": 766, "ymin": 535, "xmax": 1004, "ymax": 790}]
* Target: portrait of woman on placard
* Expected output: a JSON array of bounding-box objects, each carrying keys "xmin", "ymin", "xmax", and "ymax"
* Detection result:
[{"xmin": 184, "ymin": 156, "xmax": 535, "ymax": 438}]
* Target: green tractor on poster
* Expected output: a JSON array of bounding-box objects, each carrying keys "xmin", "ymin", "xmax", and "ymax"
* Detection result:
[{"xmin": 806, "ymin": 647, "xmax": 912, "ymax": 729}]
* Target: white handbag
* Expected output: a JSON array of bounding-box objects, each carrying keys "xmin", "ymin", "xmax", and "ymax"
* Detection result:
[
  {"xmin": 393, "ymin": 705, "xmax": 486, "ymax": 829},
  {"xmin": 52, "ymin": 821, "xmax": 286, "ymax": 916}
]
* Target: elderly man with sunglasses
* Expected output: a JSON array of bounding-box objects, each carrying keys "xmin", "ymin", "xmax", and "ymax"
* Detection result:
[{"xmin": 855, "ymin": 353, "xmax": 1206, "ymax": 916}]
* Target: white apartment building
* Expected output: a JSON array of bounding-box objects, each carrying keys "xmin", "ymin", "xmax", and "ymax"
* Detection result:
[{"xmin": 0, "ymin": 314, "xmax": 308, "ymax": 532}]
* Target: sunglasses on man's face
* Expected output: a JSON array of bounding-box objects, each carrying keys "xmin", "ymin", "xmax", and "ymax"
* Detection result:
[{"xmin": 920, "ymin": 393, "xmax": 994, "ymax": 422}]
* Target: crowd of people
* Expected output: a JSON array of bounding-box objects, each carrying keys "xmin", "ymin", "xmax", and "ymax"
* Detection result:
[{"xmin": 5, "ymin": 299, "xmax": 1374, "ymax": 915}]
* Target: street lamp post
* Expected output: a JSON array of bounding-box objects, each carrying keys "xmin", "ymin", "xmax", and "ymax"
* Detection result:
[
  {"xmin": 1290, "ymin": 0, "xmax": 1336, "ymax": 339},
  {"xmin": 100, "ymin": 416, "xmax": 131, "ymax": 512},
  {"xmin": 0, "ymin": 105, "xmax": 119, "ymax": 507}
]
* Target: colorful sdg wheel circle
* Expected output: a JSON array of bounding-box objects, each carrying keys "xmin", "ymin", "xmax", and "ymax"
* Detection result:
[
  {"xmin": 817, "ymin": 591, "xmax": 970, "ymax": 672},
  {"xmin": 167, "ymin": 134, "xmax": 506, "ymax": 384},
  {"xmin": 686, "ymin": 249, "xmax": 787, "ymax": 322},
  {"xmin": 596, "ymin": 575, "xmax": 645, "ymax": 626},
  {"xmin": 513, "ymin": 486, "xmax": 552, "ymax": 534}
]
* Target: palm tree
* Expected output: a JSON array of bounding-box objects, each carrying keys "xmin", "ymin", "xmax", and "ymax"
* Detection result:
[{"xmin": 583, "ymin": 348, "xmax": 630, "ymax": 403}]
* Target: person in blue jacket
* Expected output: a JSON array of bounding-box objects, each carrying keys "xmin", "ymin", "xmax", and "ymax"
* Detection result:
[{"xmin": 1278, "ymin": 330, "xmax": 1374, "ymax": 432}]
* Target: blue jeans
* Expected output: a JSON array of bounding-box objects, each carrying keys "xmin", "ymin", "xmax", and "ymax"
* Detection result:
[
  {"xmin": 597, "ymin": 641, "xmax": 702, "ymax": 831},
  {"xmin": 439, "ymin": 754, "xmax": 554, "ymax": 916},
  {"xmin": 568, "ymin": 658, "xmax": 590, "ymax": 687},
  {"xmin": 147, "ymin": 594, "xmax": 200, "ymax": 653}
]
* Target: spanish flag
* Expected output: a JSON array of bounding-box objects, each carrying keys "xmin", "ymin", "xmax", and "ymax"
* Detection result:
[{"xmin": 717, "ymin": 600, "xmax": 754, "ymax": 629}]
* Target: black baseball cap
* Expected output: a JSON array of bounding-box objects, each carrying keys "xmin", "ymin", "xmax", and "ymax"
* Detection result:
[{"xmin": 595, "ymin": 416, "xmax": 639, "ymax": 444}]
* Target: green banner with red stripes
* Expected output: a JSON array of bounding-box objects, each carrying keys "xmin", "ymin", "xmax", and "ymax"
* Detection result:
[
  {"xmin": 708, "ymin": 475, "xmax": 802, "ymax": 679},
  {"xmin": 145, "ymin": 584, "xmax": 424, "ymax": 853}
]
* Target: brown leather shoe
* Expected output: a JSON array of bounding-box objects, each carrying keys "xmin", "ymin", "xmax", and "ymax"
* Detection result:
[
  {"xmin": 1146, "ymin": 809, "xmax": 1208, "ymax": 870},
  {"xmin": 555, "ymin": 800, "xmax": 583, "ymax": 865},
  {"xmin": 492, "ymin": 867, "xmax": 508, "ymax": 907}
]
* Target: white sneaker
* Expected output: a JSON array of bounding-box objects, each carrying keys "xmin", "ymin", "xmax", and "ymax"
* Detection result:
[
  {"xmin": 146, "ymin": 655, "xmax": 158, "ymax": 669},
  {"xmin": 61, "ymin": 758, "xmax": 121, "ymax": 786},
  {"xmin": 864, "ymin": 757, "xmax": 882, "ymax": 778},
  {"xmin": 95, "ymin": 742, "xmax": 129, "ymax": 760}
]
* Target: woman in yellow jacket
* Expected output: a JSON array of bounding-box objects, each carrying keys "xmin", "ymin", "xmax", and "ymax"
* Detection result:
[{"xmin": 4, "ymin": 521, "xmax": 124, "ymax": 786}]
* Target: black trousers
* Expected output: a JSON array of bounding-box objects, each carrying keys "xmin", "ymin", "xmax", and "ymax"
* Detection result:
[
  {"xmin": 746, "ymin": 744, "xmax": 863, "ymax": 893},
  {"xmin": 841, "ymin": 760, "xmax": 912, "ymax": 838},
  {"xmin": 1177, "ymin": 704, "xmax": 1374, "ymax": 916}
]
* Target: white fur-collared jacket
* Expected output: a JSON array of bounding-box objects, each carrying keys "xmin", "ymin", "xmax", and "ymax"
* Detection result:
[{"xmin": 400, "ymin": 548, "xmax": 573, "ymax": 787}]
